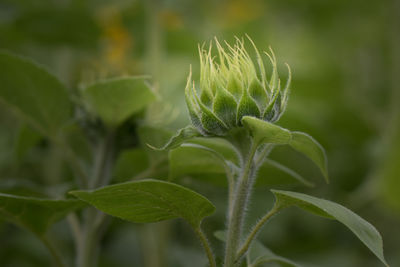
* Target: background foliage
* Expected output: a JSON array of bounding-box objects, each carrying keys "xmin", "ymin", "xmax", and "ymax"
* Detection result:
[{"xmin": 0, "ymin": 0, "xmax": 399, "ymax": 266}]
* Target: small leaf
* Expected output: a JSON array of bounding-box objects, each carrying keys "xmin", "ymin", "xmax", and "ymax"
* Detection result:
[
  {"xmin": 138, "ymin": 125, "xmax": 173, "ymax": 163},
  {"xmin": 249, "ymin": 240, "xmax": 301, "ymax": 267},
  {"xmin": 289, "ymin": 131, "xmax": 328, "ymax": 182},
  {"xmin": 0, "ymin": 51, "xmax": 72, "ymax": 137},
  {"xmin": 0, "ymin": 193, "xmax": 85, "ymax": 236},
  {"xmin": 82, "ymin": 76, "xmax": 156, "ymax": 127},
  {"xmin": 241, "ymin": 116, "xmax": 291, "ymax": 146},
  {"xmin": 70, "ymin": 179, "xmax": 215, "ymax": 228},
  {"xmin": 272, "ymin": 190, "xmax": 389, "ymax": 267},
  {"xmin": 150, "ymin": 126, "xmax": 201, "ymax": 150}
]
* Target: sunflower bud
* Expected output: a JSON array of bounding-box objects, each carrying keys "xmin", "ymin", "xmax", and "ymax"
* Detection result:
[{"xmin": 185, "ymin": 37, "xmax": 291, "ymax": 136}]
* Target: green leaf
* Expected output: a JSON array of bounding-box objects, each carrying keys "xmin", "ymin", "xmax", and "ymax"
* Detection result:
[
  {"xmin": 272, "ymin": 190, "xmax": 388, "ymax": 267},
  {"xmin": 0, "ymin": 193, "xmax": 85, "ymax": 236},
  {"xmin": 241, "ymin": 118, "xmax": 328, "ymax": 183},
  {"xmin": 151, "ymin": 126, "xmax": 201, "ymax": 150},
  {"xmin": 289, "ymin": 131, "xmax": 328, "ymax": 182},
  {"xmin": 241, "ymin": 116, "xmax": 291, "ymax": 146},
  {"xmin": 249, "ymin": 240, "xmax": 301, "ymax": 267},
  {"xmin": 70, "ymin": 179, "xmax": 215, "ymax": 228},
  {"xmin": 0, "ymin": 51, "xmax": 72, "ymax": 137},
  {"xmin": 82, "ymin": 76, "xmax": 156, "ymax": 127}
]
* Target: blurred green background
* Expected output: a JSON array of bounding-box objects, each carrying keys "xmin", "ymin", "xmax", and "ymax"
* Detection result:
[{"xmin": 0, "ymin": 0, "xmax": 399, "ymax": 266}]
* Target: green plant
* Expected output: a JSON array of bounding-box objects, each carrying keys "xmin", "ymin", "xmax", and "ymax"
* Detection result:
[
  {"xmin": 74, "ymin": 38, "xmax": 388, "ymax": 267},
  {"xmin": 0, "ymin": 36, "xmax": 389, "ymax": 267}
]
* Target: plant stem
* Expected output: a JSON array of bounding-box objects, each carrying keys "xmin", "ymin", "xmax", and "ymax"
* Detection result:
[
  {"xmin": 254, "ymin": 144, "xmax": 274, "ymax": 166},
  {"xmin": 236, "ymin": 205, "xmax": 281, "ymax": 260},
  {"xmin": 67, "ymin": 213, "xmax": 83, "ymax": 255},
  {"xmin": 224, "ymin": 141, "xmax": 258, "ymax": 267},
  {"xmin": 40, "ymin": 236, "xmax": 67, "ymax": 267},
  {"xmin": 91, "ymin": 130, "xmax": 115, "ymax": 188},
  {"xmin": 53, "ymin": 137, "xmax": 89, "ymax": 189},
  {"xmin": 225, "ymin": 164, "xmax": 235, "ymax": 219},
  {"xmin": 77, "ymin": 131, "xmax": 115, "ymax": 267},
  {"xmin": 195, "ymin": 227, "xmax": 217, "ymax": 267}
]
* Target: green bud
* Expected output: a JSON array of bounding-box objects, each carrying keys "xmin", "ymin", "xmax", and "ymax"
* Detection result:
[{"xmin": 185, "ymin": 37, "xmax": 292, "ymax": 136}]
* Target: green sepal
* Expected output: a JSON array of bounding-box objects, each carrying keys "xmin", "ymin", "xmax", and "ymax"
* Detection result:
[
  {"xmin": 200, "ymin": 88, "xmax": 213, "ymax": 107},
  {"xmin": 280, "ymin": 63, "xmax": 292, "ymax": 114},
  {"xmin": 271, "ymin": 93, "xmax": 282, "ymax": 122},
  {"xmin": 237, "ymin": 90, "xmax": 261, "ymax": 126},
  {"xmin": 226, "ymin": 74, "xmax": 242, "ymax": 100},
  {"xmin": 248, "ymin": 79, "xmax": 269, "ymax": 112},
  {"xmin": 262, "ymin": 79, "xmax": 281, "ymax": 121},
  {"xmin": 191, "ymin": 79, "xmax": 228, "ymax": 136},
  {"xmin": 200, "ymin": 105, "xmax": 229, "ymax": 136},
  {"xmin": 185, "ymin": 74, "xmax": 207, "ymax": 134},
  {"xmin": 212, "ymin": 88, "xmax": 238, "ymax": 128}
]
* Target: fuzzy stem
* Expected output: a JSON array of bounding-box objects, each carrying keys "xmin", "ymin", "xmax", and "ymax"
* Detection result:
[
  {"xmin": 236, "ymin": 204, "xmax": 281, "ymax": 260},
  {"xmin": 224, "ymin": 141, "xmax": 258, "ymax": 267},
  {"xmin": 225, "ymin": 164, "xmax": 236, "ymax": 219},
  {"xmin": 195, "ymin": 227, "xmax": 217, "ymax": 267}
]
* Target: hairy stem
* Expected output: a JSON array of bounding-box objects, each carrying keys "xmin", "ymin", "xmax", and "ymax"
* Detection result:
[
  {"xmin": 195, "ymin": 227, "xmax": 217, "ymax": 267},
  {"xmin": 237, "ymin": 204, "xmax": 281, "ymax": 260},
  {"xmin": 224, "ymin": 141, "xmax": 258, "ymax": 267},
  {"xmin": 225, "ymin": 164, "xmax": 236, "ymax": 219}
]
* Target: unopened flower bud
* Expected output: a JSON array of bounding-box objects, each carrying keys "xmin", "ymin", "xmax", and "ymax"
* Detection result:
[{"xmin": 185, "ymin": 37, "xmax": 291, "ymax": 136}]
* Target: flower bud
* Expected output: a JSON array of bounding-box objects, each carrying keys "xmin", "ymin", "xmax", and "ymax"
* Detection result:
[{"xmin": 185, "ymin": 37, "xmax": 291, "ymax": 136}]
